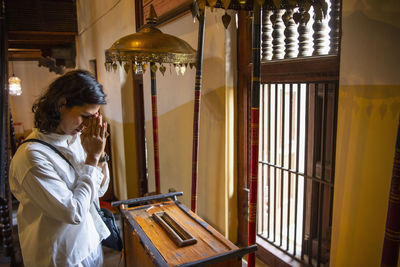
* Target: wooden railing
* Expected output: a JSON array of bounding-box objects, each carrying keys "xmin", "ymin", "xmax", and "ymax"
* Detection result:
[{"xmin": 261, "ymin": 0, "xmax": 340, "ymax": 61}]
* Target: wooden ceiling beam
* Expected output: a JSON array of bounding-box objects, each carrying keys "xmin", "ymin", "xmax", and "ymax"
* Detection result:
[
  {"xmin": 8, "ymin": 31, "xmax": 75, "ymax": 45},
  {"xmin": 8, "ymin": 50, "xmax": 42, "ymax": 61}
]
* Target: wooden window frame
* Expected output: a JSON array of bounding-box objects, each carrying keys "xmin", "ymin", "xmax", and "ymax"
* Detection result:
[{"xmin": 237, "ymin": 11, "xmax": 340, "ymax": 267}]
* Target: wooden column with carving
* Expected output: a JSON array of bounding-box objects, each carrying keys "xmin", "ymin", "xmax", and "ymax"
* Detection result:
[
  {"xmin": 297, "ymin": 7, "xmax": 311, "ymax": 57},
  {"xmin": 283, "ymin": 9, "xmax": 297, "ymax": 59},
  {"xmin": 329, "ymin": 0, "xmax": 341, "ymax": 55},
  {"xmin": 312, "ymin": 9, "xmax": 328, "ymax": 56},
  {"xmin": 271, "ymin": 9, "xmax": 285, "ymax": 60},
  {"xmin": 261, "ymin": 10, "xmax": 272, "ymax": 61}
]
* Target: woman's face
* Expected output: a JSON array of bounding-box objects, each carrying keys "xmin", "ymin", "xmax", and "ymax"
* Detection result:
[{"xmin": 55, "ymin": 103, "xmax": 100, "ymax": 135}]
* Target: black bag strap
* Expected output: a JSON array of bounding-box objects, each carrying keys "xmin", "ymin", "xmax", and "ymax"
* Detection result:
[
  {"xmin": 21, "ymin": 139, "xmax": 106, "ymax": 211},
  {"xmin": 21, "ymin": 138, "xmax": 75, "ymax": 171}
]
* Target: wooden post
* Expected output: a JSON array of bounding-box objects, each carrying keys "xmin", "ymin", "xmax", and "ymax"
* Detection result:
[
  {"xmin": 191, "ymin": 11, "xmax": 205, "ymax": 213},
  {"xmin": 381, "ymin": 117, "xmax": 400, "ymax": 267},
  {"xmin": 150, "ymin": 62, "xmax": 161, "ymax": 194},
  {"xmin": 248, "ymin": 3, "xmax": 261, "ymax": 267},
  {"xmin": 237, "ymin": 9, "xmax": 253, "ymax": 247}
]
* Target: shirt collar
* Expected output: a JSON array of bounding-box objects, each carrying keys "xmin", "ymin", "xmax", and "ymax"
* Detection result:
[{"xmin": 31, "ymin": 128, "xmax": 79, "ymax": 147}]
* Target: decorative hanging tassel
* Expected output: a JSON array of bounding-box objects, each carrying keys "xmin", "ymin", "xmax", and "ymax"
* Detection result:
[
  {"xmin": 207, "ymin": 0, "xmax": 217, "ymax": 12},
  {"xmin": 222, "ymin": 12, "xmax": 231, "ymax": 29},
  {"xmin": 221, "ymin": 0, "xmax": 231, "ymax": 9},
  {"xmin": 196, "ymin": 0, "xmax": 206, "ymax": 12},
  {"xmin": 159, "ymin": 65, "xmax": 166, "ymax": 76},
  {"xmin": 123, "ymin": 63, "xmax": 130, "ymax": 73},
  {"xmin": 151, "ymin": 63, "xmax": 158, "ymax": 73}
]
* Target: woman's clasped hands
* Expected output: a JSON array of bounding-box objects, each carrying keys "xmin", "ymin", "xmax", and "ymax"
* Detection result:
[{"xmin": 81, "ymin": 112, "xmax": 108, "ymax": 167}]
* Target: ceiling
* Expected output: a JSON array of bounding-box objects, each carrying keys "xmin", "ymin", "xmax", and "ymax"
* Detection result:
[{"xmin": 6, "ymin": 0, "xmax": 77, "ymax": 73}]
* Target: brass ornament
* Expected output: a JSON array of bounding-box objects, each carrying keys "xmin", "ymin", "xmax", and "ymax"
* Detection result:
[
  {"xmin": 222, "ymin": 12, "xmax": 231, "ymax": 29},
  {"xmin": 174, "ymin": 64, "xmax": 180, "ymax": 76},
  {"xmin": 191, "ymin": 0, "xmax": 328, "ymax": 26},
  {"xmin": 123, "ymin": 62, "xmax": 130, "ymax": 73},
  {"xmin": 207, "ymin": 0, "xmax": 218, "ymax": 11},
  {"xmin": 104, "ymin": 62, "xmax": 112, "ymax": 72},
  {"xmin": 151, "ymin": 64, "xmax": 158, "ymax": 73},
  {"xmin": 180, "ymin": 64, "xmax": 186, "ymax": 75},
  {"xmin": 105, "ymin": 5, "xmax": 196, "ymax": 75},
  {"xmin": 159, "ymin": 65, "xmax": 166, "ymax": 76},
  {"xmin": 196, "ymin": 0, "xmax": 206, "ymax": 11},
  {"xmin": 221, "ymin": 0, "xmax": 231, "ymax": 10}
]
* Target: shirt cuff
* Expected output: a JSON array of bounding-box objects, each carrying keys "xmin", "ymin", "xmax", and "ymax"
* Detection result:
[{"xmin": 79, "ymin": 164, "xmax": 104, "ymax": 189}]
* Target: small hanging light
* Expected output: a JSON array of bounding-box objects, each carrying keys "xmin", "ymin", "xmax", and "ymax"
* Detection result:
[
  {"xmin": 9, "ymin": 75, "xmax": 22, "ymax": 96},
  {"xmin": 9, "ymin": 59, "xmax": 22, "ymax": 96}
]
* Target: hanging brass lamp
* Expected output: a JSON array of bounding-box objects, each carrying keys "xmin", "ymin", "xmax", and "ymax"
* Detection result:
[
  {"xmin": 105, "ymin": 5, "xmax": 196, "ymax": 75},
  {"xmin": 105, "ymin": 5, "xmax": 197, "ymax": 194}
]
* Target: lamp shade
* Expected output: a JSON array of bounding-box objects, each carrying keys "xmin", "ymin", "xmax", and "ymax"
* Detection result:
[
  {"xmin": 9, "ymin": 75, "xmax": 22, "ymax": 96},
  {"xmin": 105, "ymin": 5, "xmax": 196, "ymax": 74}
]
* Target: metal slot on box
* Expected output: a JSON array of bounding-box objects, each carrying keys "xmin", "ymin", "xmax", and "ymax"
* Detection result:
[{"xmin": 152, "ymin": 211, "xmax": 197, "ymax": 247}]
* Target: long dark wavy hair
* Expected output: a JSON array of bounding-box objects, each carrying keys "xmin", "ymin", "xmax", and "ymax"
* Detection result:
[{"xmin": 33, "ymin": 70, "xmax": 107, "ymax": 133}]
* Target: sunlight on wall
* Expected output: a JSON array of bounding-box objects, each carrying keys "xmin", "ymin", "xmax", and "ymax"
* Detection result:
[
  {"xmin": 330, "ymin": 1, "xmax": 400, "ymax": 266},
  {"xmin": 76, "ymin": 0, "xmax": 136, "ymax": 200},
  {"xmin": 332, "ymin": 86, "xmax": 400, "ymax": 266},
  {"xmin": 76, "ymin": 0, "xmax": 239, "ymax": 241},
  {"xmin": 143, "ymin": 10, "xmax": 238, "ymax": 238}
]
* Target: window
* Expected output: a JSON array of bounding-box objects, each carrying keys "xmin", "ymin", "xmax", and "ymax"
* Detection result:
[
  {"xmin": 256, "ymin": 79, "xmax": 338, "ymax": 266},
  {"xmin": 237, "ymin": 1, "xmax": 341, "ymax": 266}
]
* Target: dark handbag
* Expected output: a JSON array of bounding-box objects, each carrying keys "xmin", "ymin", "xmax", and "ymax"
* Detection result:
[
  {"xmin": 94, "ymin": 204, "xmax": 123, "ymax": 251},
  {"xmin": 21, "ymin": 138, "xmax": 123, "ymax": 251}
]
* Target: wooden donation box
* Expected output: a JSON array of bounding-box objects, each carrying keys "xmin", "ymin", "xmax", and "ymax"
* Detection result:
[{"xmin": 113, "ymin": 192, "xmax": 257, "ymax": 267}]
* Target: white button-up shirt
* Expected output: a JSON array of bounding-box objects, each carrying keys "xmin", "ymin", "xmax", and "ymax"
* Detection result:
[{"xmin": 10, "ymin": 128, "xmax": 110, "ymax": 267}]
